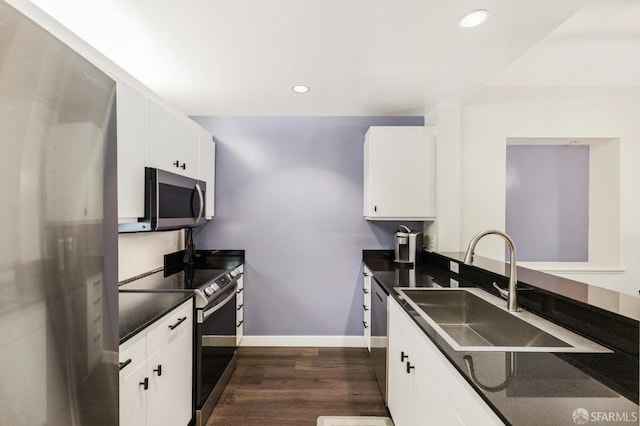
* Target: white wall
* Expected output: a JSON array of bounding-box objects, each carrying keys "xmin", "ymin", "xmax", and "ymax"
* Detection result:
[
  {"xmin": 459, "ymin": 86, "xmax": 640, "ymax": 295},
  {"xmin": 191, "ymin": 116, "xmax": 424, "ymax": 337},
  {"xmin": 424, "ymin": 102, "xmax": 462, "ymax": 252}
]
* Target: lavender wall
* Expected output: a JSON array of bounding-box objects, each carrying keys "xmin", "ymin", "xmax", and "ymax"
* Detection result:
[
  {"xmin": 191, "ymin": 116, "xmax": 423, "ymax": 336},
  {"xmin": 506, "ymin": 145, "xmax": 589, "ymax": 261}
]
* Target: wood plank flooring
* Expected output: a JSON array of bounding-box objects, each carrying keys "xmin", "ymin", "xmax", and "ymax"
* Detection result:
[{"xmin": 206, "ymin": 347, "xmax": 389, "ymax": 426}]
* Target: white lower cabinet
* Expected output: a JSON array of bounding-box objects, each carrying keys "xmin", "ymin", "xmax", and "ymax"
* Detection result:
[
  {"xmin": 236, "ymin": 267, "xmax": 244, "ymax": 346},
  {"xmin": 119, "ymin": 299, "xmax": 194, "ymax": 426},
  {"xmin": 363, "ymin": 266, "xmax": 372, "ymax": 351},
  {"xmin": 388, "ymin": 298, "xmax": 504, "ymax": 426}
]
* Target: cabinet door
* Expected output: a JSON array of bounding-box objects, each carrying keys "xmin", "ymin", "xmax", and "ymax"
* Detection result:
[
  {"xmin": 199, "ymin": 130, "xmax": 216, "ymax": 218},
  {"xmin": 165, "ymin": 316, "xmax": 194, "ymax": 426},
  {"xmin": 387, "ymin": 318, "xmax": 412, "ymax": 426},
  {"xmin": 177, "ymin": 119, "xmax": 200, "ymax": 179},
  {"xmin": 456, "ymin": 379, "xmax": 504, "ymax": 426},
  {"xmin": 146, "ymin": 98, "xmax": 178, "ymax": 173},
  {"xmin": 364, "ymin": 126, "xmax": 435, "ymax": 219},
  {"xmin": 116, "ymin": 80, "xmax": 146, "ymax": 220},
  {"xmin": 119, "ymin": 332, "xmax": 148, "ymax": 426},
  {"xmin": 146, "ymin": 322, "xmax": 193, "ymax": 426},
  {"xmin": 410, "ymin": 352, "xmax": 457, "ymax": 426},
  {"xmin": 145, "ymin": 344, "xmax": 171, "ymax": 426},
  {"xmin": 146, "ymin": 301, "xmax": 193, "ymax": 426},
  {"xmin": 119, "ymin": 360, "xmax": 148, "ymax": 426}
]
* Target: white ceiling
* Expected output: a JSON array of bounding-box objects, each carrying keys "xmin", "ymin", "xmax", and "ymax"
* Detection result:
[{"xmin": 28, "ymin": 0, "xmax": 640, "ymax": 116}]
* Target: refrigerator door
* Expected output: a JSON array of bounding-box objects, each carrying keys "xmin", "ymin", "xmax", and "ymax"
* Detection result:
[{"xmin": 0, "ymin": 2, "xmax": 118, "ymax": 425}]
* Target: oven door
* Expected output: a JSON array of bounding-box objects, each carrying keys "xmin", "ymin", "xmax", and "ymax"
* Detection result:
[{"xmin": 195, "ymin": 283, "xmax": 238, "ymax": 424}]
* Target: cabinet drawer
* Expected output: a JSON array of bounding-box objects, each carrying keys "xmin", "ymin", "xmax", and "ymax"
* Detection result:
[{"xmin": 146, "ymin": 300, "xmax": 193, "ymax": 356}]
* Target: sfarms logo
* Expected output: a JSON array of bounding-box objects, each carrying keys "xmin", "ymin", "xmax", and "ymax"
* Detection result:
[{"xmin": 572, "ymin": 408, "xmax": 639, "ymax": 424}]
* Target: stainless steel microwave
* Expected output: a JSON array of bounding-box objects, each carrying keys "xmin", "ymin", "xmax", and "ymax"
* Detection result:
[{"xmin": 119, "ymin": 167, "xmax": 206, "ymax": 232}]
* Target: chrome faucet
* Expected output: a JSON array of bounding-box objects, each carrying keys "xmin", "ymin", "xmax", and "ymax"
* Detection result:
[{"xmin": 463, "ymin": 230, "xmax": 519, "ymax": 312}]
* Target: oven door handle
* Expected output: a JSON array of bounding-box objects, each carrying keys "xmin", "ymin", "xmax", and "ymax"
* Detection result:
[{"xmin": 202, "ymin": 284, "xmax": 238, "ymax": 320}]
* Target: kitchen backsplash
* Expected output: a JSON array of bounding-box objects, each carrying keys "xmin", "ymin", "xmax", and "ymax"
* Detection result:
[{"xmin": 118, "ymin": 230, "xmax": 184, "ymax": 282}]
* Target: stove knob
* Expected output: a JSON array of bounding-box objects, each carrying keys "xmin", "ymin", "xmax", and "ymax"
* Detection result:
[
  {"xmin": 230, "ymin": 270, "xmax": 238, "ymax": 278},
  {"xmin": 204, "ymin": 287, "xmax": 214, "ymax": 296}
]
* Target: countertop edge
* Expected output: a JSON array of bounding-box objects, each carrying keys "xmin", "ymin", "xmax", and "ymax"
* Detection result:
[{"xmin": 119, "ymin": 292, "xmax": 194, "ymax": 344}]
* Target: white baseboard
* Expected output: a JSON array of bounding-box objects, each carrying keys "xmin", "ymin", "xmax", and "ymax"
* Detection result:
[{"xmin": 239, "ymin": 335, "xmax": 366, "ymax": 348}]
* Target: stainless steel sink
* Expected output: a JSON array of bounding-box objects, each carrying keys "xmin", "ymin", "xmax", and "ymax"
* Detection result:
[{"xmin": 396, "ymin": 288, "xmax": 611, "ymax": 353}]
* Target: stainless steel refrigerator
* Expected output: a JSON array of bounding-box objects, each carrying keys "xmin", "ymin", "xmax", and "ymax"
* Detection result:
[{"xmin": 0, "ymin": 2, "xmax": 118, "ymax": 424}]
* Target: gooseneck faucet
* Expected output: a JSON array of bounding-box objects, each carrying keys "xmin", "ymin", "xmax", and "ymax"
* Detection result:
[{"xmin": 463, "ymin": 230, "xmax": 519, "ymax": 312}]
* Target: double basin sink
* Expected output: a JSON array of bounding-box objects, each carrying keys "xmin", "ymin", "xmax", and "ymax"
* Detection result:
[{"xmin": 396, "ymin": 287, "xmax": 610, "ymax": 353}]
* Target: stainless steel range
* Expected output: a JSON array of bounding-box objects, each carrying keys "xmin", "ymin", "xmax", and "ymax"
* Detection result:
[
  {"xmin": 119, "ymin": 255, "xmax": 243, "ymax": 426},
  {"xmin": 191, "ymin": 265, "xmax": 243, "ymax": 426}
]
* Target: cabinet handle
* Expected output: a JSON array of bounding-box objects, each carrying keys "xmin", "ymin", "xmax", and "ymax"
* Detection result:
[
  {"xmin": 119, "ymin": 359, "xmax": 132, "ymax": 371},
  {"xmin": 363, "ymin": 272, "xmax": 369, "ymax": 277},
  {"xmin": 153, "ymin": 364, "xmax": 162, "ymax": 377},
  {"xmin": 236, "ymin": 288, "xmax": 244, "ymax": 295},
  {"xmin": 375, "ymin": 292, "xmax": 384, "ymax": 303},
  {"xmin": 237, "ymin": 304, "xmax": 243, "ymax": 311},
  {"xmin": 173, "ymin": 160, "xmax": 180, "ymax": 168},
  {"xmin": 363, "ymin": 288, "xmax": 369, "ymax": 294},
  {"xmin": 237, "ymin": 320, "xmax": 244, "ymax": 328},
  {"xmin": 168, "ymin": 316, "xmax": 187, "ymax": 330},
  {"xmin": 139, "ymin": 377, "xmax": 149, "ymax": 390},
  {"xmin": 401, "ymin": 351, "xmax": 409, "ymax": 362},
  {"xmin": 363, "ymin": 304, "xmax": 369, "ymax": 311},
  {"xmin": 363, "ymin": 321, "xmax": 368, "ymax": 329},
  {"xmin": 181, "ymin": 163, "xmax": 186, "ymax": 170},
  {"xmin": 406, "ymin": 361, "xmax": 415, "ymax": 374},
  {"xmin": 374, "ymin": 205, "xmax": 377, "ymax": 212}
]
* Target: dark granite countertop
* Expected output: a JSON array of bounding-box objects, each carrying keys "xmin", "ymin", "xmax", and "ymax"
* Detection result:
[
  {"xmin": 364, "ymin": 250, "xmax": 639, "ymax": 426},
  {"xmin": 119, "ymin": 291, "xmax": 193, "ymax": 343}
]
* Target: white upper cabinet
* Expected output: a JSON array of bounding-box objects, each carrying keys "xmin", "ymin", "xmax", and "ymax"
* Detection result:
[
  {"xmin": 198, "ymin": 129, "xmax": 216, "ymax": 218},
  {"xmin": 116, "ymin": 80, "xmax": 146, "ymax": 221},
  {"xmin": 177, "ymin": 118, "xmax": 200, "ymax": 180},
  {"xmin": 146, "ymin": 98, "xmax": 202, "ymax": 180},
  {"xmin": 364, "ymin": 126, "xmax": 435, "ymax": 220},
  {"xmin": 117, "ymin": 86, "xmax": 217, "ymax": 225},
  {"xmin": 145, "ymin": 98, "xmax": 179, "ymax": 174}
]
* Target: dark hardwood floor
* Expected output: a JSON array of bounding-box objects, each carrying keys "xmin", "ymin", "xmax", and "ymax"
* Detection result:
[{"xmin": 206, "ymin": 347, "xmax": 389, "ymax": 425}]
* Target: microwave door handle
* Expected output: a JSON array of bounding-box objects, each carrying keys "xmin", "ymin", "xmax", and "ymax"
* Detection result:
[{"xmin": 195, "ymin": 183, "xmax": 204, "ymax": 222}]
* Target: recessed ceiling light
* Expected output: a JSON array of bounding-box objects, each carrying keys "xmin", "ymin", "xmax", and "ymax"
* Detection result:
[
  {"xmin": 292, "ymin": 85, "xmax": 310, "ymax": 94},
  {"xmin": 459, "ymin": 9, "xmax": 490, "ymax": 29}
]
